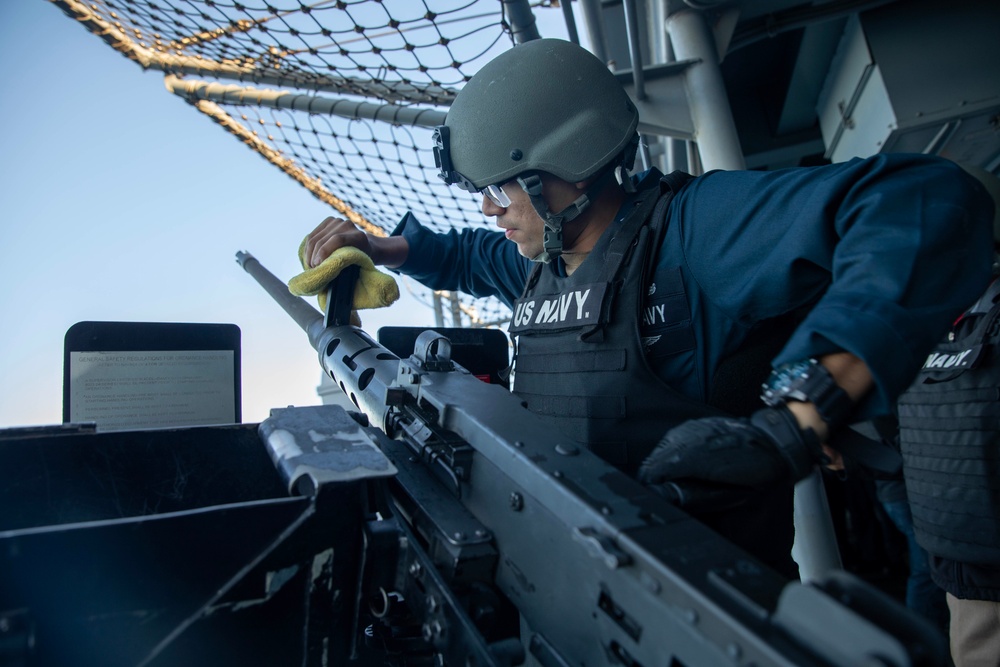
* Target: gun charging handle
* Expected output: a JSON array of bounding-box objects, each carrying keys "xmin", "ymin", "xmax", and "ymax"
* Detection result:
[{"xmin": 324, "ymin": 264, "xmax": 360, "ymax": 328}]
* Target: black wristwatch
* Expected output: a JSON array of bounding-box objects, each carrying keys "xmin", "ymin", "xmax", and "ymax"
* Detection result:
[{"xmin": 761, "ymin": 358, "xmax": 854, "ymax": 429}]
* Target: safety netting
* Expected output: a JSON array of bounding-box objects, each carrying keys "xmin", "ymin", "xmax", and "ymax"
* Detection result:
[{"xmin": 52, "ymin": 0, "xmax": 566, "ymax": 326}]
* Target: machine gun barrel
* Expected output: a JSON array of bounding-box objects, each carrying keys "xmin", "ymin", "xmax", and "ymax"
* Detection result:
[
  {"xmin": 236, "ymin": 250, "xmax": 327, "ymax": 350},
  {"xmin": 236, "ymin": 250, "xmax": 398, "ymax": 430}
]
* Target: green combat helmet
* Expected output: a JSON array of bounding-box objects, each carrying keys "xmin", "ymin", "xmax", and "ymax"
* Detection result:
[{"xmin": 432, "ymin": 38, "xmax": 640, "ymax": 263}]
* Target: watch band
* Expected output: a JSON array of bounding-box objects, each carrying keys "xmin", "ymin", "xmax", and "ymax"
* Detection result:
[{"xmin": 761, "ymin": 358, "xmax": 855, "ymax": 429}]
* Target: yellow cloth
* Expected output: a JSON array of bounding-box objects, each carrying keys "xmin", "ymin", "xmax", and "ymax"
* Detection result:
[{"xmin": 288, "ymin": 241, "xmax": 399, "ymax": 317}]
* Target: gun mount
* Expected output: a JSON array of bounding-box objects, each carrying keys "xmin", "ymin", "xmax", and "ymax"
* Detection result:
[
  {"xmin": 0, "ymin": 253, "xmax": 948, "ymax": 666},
  {"xmin": 232, "ymin": 251, "xmax": 947, "ymax": 667}
]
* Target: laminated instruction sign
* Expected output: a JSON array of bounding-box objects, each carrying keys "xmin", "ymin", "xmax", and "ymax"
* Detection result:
[{"xmin": 64, "ymin": 322, "xmax": 241, "ymax": 431}]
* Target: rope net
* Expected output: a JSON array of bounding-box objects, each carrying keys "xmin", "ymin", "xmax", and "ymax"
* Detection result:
[{"xmin": 55, "ymin": 0, "xmax": 566, "ymax": 327}]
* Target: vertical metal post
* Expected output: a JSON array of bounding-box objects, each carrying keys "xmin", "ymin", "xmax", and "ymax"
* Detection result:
[
  {"xmin": 622, "ymin": 0, "xmax": 646, "ymax": 101},
  {"xmin": 686, "ymin": 140, "xmax": 702, "ymax": 176},
  {"xmin": 560, "ymin": 0, "xmax": 581, "ymax": 45},
  {"xmin": 665, "ymin": 138, "xmax": 679, "ymax": 173},
  {"xmin": 647, "ymin": 0, "xmax": 670, "ymax": 63},
  {"xmin": 643, "ymin": 0, "xmax": 678, "ymax": 174},
  {"xmin": 666, "ymin": 9, "xmax": 746, "ymax": 171},
  {"xmin": 578, "ymin": 0, "xmax": 609, "ymax": 64},
  {"xmin": 432, "ymin": 292, "xmax": 445, "ymax": 328},
  {"xmin": 792, "ymin": 469, "xmax": 844, "ymax": 583},
  {"xmin": 502, "ymin": 0, "xmax": 541, "ymax": 43},
  {"xmin": 449, "ymin": 292, "xmax": 463, "ymax": 327}
]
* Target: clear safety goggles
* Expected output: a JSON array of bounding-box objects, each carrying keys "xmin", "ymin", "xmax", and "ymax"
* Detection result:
[{"xmin": 481, "ymin": 182, "xmax": 512, "ymax": 208}]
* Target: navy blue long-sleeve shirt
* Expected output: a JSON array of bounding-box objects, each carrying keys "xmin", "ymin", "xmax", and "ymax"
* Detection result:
[{"xmin": 392, "ymin": 154, "xmax": 994, "ymax": 419}]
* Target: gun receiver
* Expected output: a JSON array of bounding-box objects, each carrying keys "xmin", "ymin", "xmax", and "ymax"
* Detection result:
[{"xmin": 236, "ymin": 250, "xmax": 946, "ymax": 667}]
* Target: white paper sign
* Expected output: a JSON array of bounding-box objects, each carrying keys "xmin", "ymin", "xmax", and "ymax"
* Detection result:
[{"xmin": 69, "ymin": 350, "xmax": 235, "ymax": 431}]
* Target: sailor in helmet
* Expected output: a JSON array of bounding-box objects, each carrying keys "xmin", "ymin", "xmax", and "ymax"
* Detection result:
[{"xmin": 303, "ymin": 39, "xmax": 994, "ymax": 575}]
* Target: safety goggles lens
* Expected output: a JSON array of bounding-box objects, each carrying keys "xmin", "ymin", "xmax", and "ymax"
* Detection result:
[{"xmin": 482, "ymin": 183, "xmax": 512, "ymax": 208}]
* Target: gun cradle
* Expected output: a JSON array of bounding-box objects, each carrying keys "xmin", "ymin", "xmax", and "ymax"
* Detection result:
[
  {"xmin": 0, "ymin": 347, "xmax": 934, "ymax": 667},
  {"xmin": 0, "ymin": 255, "xmax": 945, "ymax": 666},
  {"xmin": 259, "ymin": 323, "xmax": 944, "ymax": 667},
  {"xmin": 236, "ymin": 251, "xmax": 947, "ymax": 666}
]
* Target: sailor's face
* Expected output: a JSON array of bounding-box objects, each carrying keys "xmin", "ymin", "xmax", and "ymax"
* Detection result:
[
  {"xmin": 482, "ymin": 178, "xmax": 546, "ymax": 259},
  {"xmin": 483, "ymin": 174, "xmax": 587, "ymax": 260}
]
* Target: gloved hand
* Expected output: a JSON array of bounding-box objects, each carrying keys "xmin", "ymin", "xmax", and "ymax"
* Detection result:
[{"xmin": 638, "ymin": 404, "xmax": 823, "ymax": 500}]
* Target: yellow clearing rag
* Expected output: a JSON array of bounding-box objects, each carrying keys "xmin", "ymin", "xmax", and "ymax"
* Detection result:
[{"xmin": 288, "ymin": 241, "xmax": 400, "ymax": 319}]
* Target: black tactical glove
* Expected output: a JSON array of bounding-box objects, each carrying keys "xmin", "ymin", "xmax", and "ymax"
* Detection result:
[{"xmin": 638, "ymin": 404, "xmax": 823, "ymax": 497}]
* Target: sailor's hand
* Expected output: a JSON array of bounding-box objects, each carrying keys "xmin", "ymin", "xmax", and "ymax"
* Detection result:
[
  {"xmin": 822, "ymin": 445, "xmax": 844, "ymax": 470},
  {"xmin": 304, "ymin": 217, "xmax": 375, "ymax": 268},
  {"xmin": 639, "ymin": 405, "xmax": 824, "ymax": 492}
]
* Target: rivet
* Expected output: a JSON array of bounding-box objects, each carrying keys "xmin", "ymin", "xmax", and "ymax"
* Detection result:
[{"xmin": 509, "ymin": 492, "xmax": 524, "ymax": 511}]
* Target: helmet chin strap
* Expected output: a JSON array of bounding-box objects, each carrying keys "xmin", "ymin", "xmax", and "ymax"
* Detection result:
[{"xmin": 516, "ymin": 170, "xmax": 615, "ymax": 264}]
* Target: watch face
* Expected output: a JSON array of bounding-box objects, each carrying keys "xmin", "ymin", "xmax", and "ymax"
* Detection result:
[
  {"xmin": 762, "ymin": 358, "xmax": 854, "ymax": 427},
  {"xmin": 762, "ymin": 359, "xmax": 817, "ymax": 405}
]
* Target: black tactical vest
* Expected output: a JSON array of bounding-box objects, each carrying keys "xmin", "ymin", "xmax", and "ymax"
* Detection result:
[
  {"xmin": 897, "ymin": 278, "xmax": 1000, "ymax": 565},
  {"xmin": 508, "ymin": 174, "xmax": 724, "ymax": 475}
]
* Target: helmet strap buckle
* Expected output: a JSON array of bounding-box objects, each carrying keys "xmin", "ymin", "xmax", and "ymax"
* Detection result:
[
  {"xmin": 517, "ymin": 173, "xmax": 599, "ymax": 264},
  {"xmin": 615, "ymin": 165, "xmax": 636, "ymax": 194}
]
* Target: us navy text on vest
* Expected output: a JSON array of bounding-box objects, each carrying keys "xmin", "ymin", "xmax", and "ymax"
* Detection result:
[
  {"xmin": 510, "ymin": 283, "xmax": 608, "ymax": 333},
  {"xmin": 920, "ymin": 347, "xmax": 980, "ymax": 370}
]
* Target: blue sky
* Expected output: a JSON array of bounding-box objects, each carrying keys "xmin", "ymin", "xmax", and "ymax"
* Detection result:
[{"xmin": 0, "ymin": 0, "xmax": 464, "ymax": 427}]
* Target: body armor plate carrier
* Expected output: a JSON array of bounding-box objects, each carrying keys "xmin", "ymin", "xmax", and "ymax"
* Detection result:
[
  {"xmin": 509, "ymin": 173, "xmax": 724, "ymax": 475},
  {"xmin": 897, "ymin": 278, "xmax": 1000, "ymax": 565}
]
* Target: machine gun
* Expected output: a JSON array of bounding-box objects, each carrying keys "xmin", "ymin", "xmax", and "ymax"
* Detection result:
[
  {"xmin": 0, "ymin": 253, "xmax": 946, "ymax": 667},
  {"xmin": 234, "ymin": 250, "xmax": 947, "ymax": 667}
]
